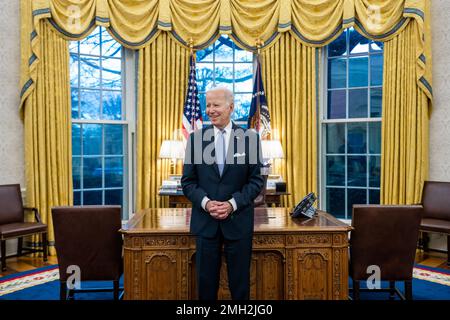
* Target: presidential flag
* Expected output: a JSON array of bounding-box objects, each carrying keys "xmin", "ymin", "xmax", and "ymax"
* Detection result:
[
  {"xmin": 247, "ymin": 56, "xmax": 271, "ymax": 139},
  {"xmin": 182, "ymin": 53, "xmax": 203, "ymax": 140}
]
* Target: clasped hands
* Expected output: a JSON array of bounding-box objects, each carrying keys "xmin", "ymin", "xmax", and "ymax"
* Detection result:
[{"xmin": 206, "ymin": 200, "xmax": 233, "ymax": 220}]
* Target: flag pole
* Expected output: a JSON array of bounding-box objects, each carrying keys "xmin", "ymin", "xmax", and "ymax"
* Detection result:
[
  {"xmin": 255, "ymin": 38, "xmax": 263, "ymax": 138},
  {"xmin": 188, "ymin": 37, "xmax": 195, "ymax": 130}
]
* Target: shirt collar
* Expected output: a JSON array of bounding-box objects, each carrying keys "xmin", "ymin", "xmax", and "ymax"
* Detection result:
[{"xmin": 213, "ymin": 121, "xmax": 233, "ymax": 136}]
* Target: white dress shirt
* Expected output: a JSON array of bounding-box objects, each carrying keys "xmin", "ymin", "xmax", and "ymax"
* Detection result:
[{"xmin": 201, "ymin": 121, "xmax": 237, "ymax": 213}]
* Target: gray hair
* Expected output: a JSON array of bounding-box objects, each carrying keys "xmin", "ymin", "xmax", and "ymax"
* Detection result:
[{"xmin": 206, "ymin": 86, "xmax": 234, "ymax": 105}]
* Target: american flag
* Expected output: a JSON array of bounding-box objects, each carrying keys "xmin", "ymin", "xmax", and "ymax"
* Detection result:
[
  {"xmin": 182, "ymin": 53, "xmax": 202, "ymax": 140},
  {"xmin": 248, "ymin": 55, "xmax": 271, "ymax": 139}
]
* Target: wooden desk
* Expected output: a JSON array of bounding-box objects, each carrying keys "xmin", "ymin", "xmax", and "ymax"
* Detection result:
[
  {"xmin": 120, "ymin": 207, "xmax": 351, "ymax": 300},
  {"xmin": 160, "ymin": 191, "xmax": 290, "ymax": 208}
]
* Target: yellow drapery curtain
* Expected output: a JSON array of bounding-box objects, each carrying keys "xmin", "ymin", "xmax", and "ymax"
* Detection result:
[
  {"xmin": 381, "ymin": 20, "xmax": 430, "ymax": 204},
  {"xmin": 19, "ymin": 0, "xmax": 432, "ymax": 213},
  {"xmin": 23, "ymin": 20, "xmax": 73, "ymax": 255},
  {"xmin": 261, "ymin": 33, "xmax": 318, "ymax": 207},
  {"xmin": 21, "ymin": 1, "xmax": 432, "ymax": 109},
  {"xmin": 136, "ymin": 33, "xmax": 189, "ymax": 210}
]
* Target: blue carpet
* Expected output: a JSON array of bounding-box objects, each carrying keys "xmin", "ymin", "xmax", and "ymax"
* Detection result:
[
  {"xmin": 0, "ymin": 264, "xmax": 449, "ymax": 300},
  {"xmin": 0, "ymin": 266, "xmax": 123, "ymax": 300}
]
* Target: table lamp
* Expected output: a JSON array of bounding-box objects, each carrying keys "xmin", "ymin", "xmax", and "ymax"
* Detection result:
[
  {"xmin": 159, "ymin": 140, "xmax": 185, "ymax": 174},
  {"xmin": 261, "ymin": 140, "xmax": 284, "ymax": 175}
]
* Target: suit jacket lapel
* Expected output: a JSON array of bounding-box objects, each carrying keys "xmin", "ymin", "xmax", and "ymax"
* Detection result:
[
  {"xmin": 202, "ymin": 126, "xmax": 221, "ymax": 178},
  {"xmin": 220, "ymin": 123, "xmax": 239, "ymax": 179}
]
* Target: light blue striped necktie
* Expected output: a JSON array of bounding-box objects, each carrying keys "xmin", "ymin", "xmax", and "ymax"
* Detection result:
[{"xmin": 216, "ymin": 129, "xmax": 226, "ymax": 176}]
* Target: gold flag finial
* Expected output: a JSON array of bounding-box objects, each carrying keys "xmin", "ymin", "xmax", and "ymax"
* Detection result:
[
  {"xmin": 255, "ymin": 38, "xmax": 264, "ymax": 55},
  {"xmin": 188, "ymin": 37, "xmax": 195, "ymax": 53}
]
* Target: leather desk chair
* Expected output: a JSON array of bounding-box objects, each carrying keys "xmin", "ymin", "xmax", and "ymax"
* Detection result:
[
  {"xmin": 419, "ymin": 181, "xmax": 450, "ymax": 266},
  {"xmin": 350, "ymin": 205, "xmax": 422, "ymax": 300},
  {"xmin": 52, "ymin": 206, "xmax": 123, "ymax": 300},
  {"xmin": 0, "ymin": 184, "xmax": 47, "ymax": 271}
]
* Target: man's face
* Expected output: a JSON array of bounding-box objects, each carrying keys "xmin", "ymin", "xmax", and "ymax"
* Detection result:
[{"xmin": 206, "ymin": 90, "xmax": 234, "ymax": 129}]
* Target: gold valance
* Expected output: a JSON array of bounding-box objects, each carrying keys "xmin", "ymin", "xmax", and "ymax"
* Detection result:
[{"xmin": 20, "ymin": 0, "xmax": 432, "ymax": 112}]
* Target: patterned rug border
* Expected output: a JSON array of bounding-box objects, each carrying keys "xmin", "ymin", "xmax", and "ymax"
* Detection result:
[
  {"xmin": 0, "ymin": 266, "xmax": 59, "ymax": 296},
  {"xmin": 413, "ymin": 265, "xmax": 450, "ymax": 287},
  {"xmin": 1, "ymin": 264, "xmax": 449, "ymax": 297}
]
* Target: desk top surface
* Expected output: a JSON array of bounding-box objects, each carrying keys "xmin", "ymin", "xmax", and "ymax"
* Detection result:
[{"xmin": 121, "ymin": 208, "xmax": 351, "ymax": 234}]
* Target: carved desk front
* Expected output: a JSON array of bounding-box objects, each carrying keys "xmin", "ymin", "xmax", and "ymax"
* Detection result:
[{"xmin": 120, "ymin": 207, "xmax": 352, "ymax": 300}]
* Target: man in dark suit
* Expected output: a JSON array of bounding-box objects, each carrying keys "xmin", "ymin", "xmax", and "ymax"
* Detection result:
[{"xmin": 181, "ymin": 87, "xmax": 264, "ymax": 300}]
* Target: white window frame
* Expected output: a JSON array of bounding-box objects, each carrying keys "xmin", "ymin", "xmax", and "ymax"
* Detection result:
[
  {"xmin": 196, "ymin": 36, "xmax": 255, "ymax": 127},
  {"xmin": 70, "ymin": 30, "xmax": 136, "ymax": 221},
  {"xmin": 319, "ymin": 36, "xmax": 383, "ymax": 220}
]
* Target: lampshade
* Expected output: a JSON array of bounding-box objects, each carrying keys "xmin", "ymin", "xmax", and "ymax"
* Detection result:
[
  {"xmin": 159, "ymin": 140, "xmax": 185, "ymax": 159},
  {"xmin": 261, "ymin": 140, "xmax": 284, "ymax": 159}
]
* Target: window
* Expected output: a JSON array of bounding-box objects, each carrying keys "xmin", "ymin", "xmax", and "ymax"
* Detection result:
[
  {"xmin": 196, "ymin": 35, "xmax": 254, "ymax": 124},
  {"xmin": 321, "ymin": 28, "xmax": 383, "ymax": 219},
  {"xmin": 70, "ymin": 27, "xmax": 132, "ymax": 220}
]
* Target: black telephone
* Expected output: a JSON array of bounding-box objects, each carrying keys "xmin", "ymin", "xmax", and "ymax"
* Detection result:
[{"xmin": 291, "ymin": 192, "xmax": 317, "ymax": 218}]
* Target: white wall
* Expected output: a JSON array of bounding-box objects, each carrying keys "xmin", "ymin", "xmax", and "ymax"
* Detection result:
[
  {"xmin": 427, "ymin": 0, "xmax": 450, "ymax": 251},
  {"xmin": 0, "ymin": 1, "xmax": 448, "ymax": 254},
  {"xmin": 0, "ymin": 0, "xmax": 23, "ymax": 257}
]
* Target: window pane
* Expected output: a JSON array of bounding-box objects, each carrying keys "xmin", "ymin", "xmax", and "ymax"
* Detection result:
[
  {"xmin": 214, "ymin": 38, "xmax": 233, "ymax": 62},
  {"xmin": 83, "ymin": 157, "xmax": 102, "ymax": 189},
  {"xmin": 72, "ymin": 157, "xmax": 81, "ymax": 190},
  {"xmin": 370, "ymin": 88, "xmax": 382, "ymax": 118},
  {"xmin": 105, "ymin": 189, "xmax": 123, "ymax": 205},
  {"xmin": 104, "ymin": 125, "xmax": 123, "ymax": 155},
  {"xmin": 82, "ymin": 124, "xmax": 102, "ymax": 155},
  {"xmin": 326, "ymin": 156, "xmax": 345, "ymax": 186},
  {"xmin": 328, "ymin": 31, "xmax": 347, "ymax": 57},
  {"xmin": 371, "ymin": 55, "xmax": 383, "ymax": 86},
  {"xmin": 369, "ymin": 156, "xmax": 381, "ymax": 188},
  {"xmin": 80, "ymin": 90, "xmax": 101, "ymax": 120},
  {"xmin": 105, "ymin": 157, "xmax": 123, "ymax": 188},
  {"xmin": 196, "ymin": 63, "xmax": 214, "ymax": 92},
  {"xmin": 79, "ymin": 29, "xmax": 100, "ymax": 55},
  {"xmin": 369, "ymin": 122, "xmax": 381, "ymax": 154},
  {"xmin": 71, "ymin": 27, "xmax": 126, "ymax": 216},
  {"xmin": 349, "ymin": 57, "xmax": 368, "ymax": 87},
  {"xmin": 102, "ymin": 90, "xmax": 122, "ymax": 120},
  {"xmin": 72, "ymin": 124, "xmax": 81, "ymax": 156},
  {"xmin": 347, "ymin": 188, "xmax": 367, "ymax": 219},
  {"xmin": 348, "ymin": 156, "xmax": 367, "ymax": 187},
  {"xmin": 74, "ymin": 191, "xmax": 81, "ymax": 205},
  {"xmin": 325, "ymin": 29, "xmax": 382, "ymax": 219},
  {"xmin": 102, "ymin": 58, "xmax": 121, "ymax": 90},
  {"xmin": 370, "ymin": 41, "xmax": 383, "ymax": 52},
  {"xmin": 214, "ymin": 63, "xmax": 233, "ymax": 91},
  {"xmin": 326, "ymin": 187, "xmax": 345, "ymax": 218},
  {"xmin": 79, "ymin": 55, "xmax": 100, "ymax": 88},
  {"xmin": 71, "ymin": 88, "xmax": 79, "ymax": 119},
  {"xmin": 197, "ymin": 48, "xmax": 213, "ymax": 62},
  {"xmin": 348, "ymin": 89, "xmax": 368, "ymax": 118},
  {"xmin": 69, "ymin": 41, "xmax": 78, "ymax": 54},
  {"xmin": 327, "ymin": 90, "xmax": 346, "ymax": 119},
  {"xmin": 234, "ymin": 63, "xmax": 253, "ymax": 92},
  {"xmin": 83, "ymin": 190, "xmax": 102, "ymax": 205},
  {"xmin": 326, "ymin": 123, "xmax": 345, "ymax": 154},
  {"xmin": 101, "ymin": 28, "xmax": 121, "ymax": 58},
  {"xmin": 199, "ymin": 93, "xmax": 208, "ymax": 121},
  {"xmin": 369, "ymin": 189, "xmax": 380, "ymax": 204},
  {"xmin": 235, "ymin": 47, "xmax": 253, "ymax": 62},
  {"xmin": 234, "ymin": 94, "xmax": 252, "ymax": 121},
  {"xmin": 349, "ymin": 29, "xmax": 369, "ymax": 54},
  {"xmin": 328, "ymin": 58, "xmax": 346, "ymax": 89},
  {"xmin": 347, "ymin": 123, "xmax": 367, "ymax": 154},
  {"xmin": 70, "ymin": 54, "xmax": 79, "ymax": 87}
]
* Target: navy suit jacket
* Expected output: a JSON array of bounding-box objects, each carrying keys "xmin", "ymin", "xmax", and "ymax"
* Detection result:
[{"xmin": 181, "ymin": 123, "xmax": 264, "ymax": 240}]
